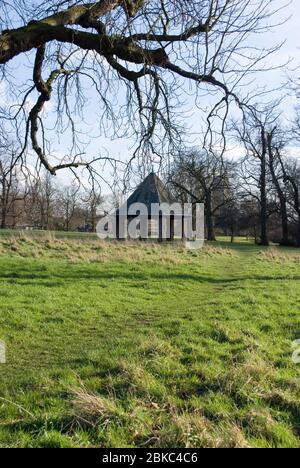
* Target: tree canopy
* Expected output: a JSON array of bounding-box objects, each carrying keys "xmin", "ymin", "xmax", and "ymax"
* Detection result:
[{"xmin": 0, "ymin": 0, "xmax": 285, "ymax": 179}]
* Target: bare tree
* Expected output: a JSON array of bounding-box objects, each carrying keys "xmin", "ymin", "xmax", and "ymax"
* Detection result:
[
  {"xmin": 215, "ymin": 187, "xmax": 240, "ymax": 244},
  {"xmin": 23, "ymin": 171, "xmax": 57, "ymax": 229},
  {"xmin": 266, "ymin": 128, "xmax": 290, "ymax": 245},
  {"xmin": 280, "ymin": 159, "xmax": 300, "ymax": 247},
  {"xmin": 169, "ymin": 149, "xmax": 236, "ymax": 241},
  {"xmin": 288, "ymin": 77, "xmax": 300, "ymax": 245},
  {"xmin": 234, "ymin": 101, "xmax": 299, "ymax": 246},
  {"xmin": 233, "ymin": 108, "xmax": 276, "ymax": 246},
  {"xmin": 0, "ymin": 1, "xmax": 287, "ymax": 181},
  {"xmin": 82, "ymin": 189, "xmax": 104, "ymax": 231},
  {"xmin": 238, "ymin": 198, "xmax": 261, "ymax": 243},
  {"xmin": 0, "ymin": 140, "xmax": 25, "ymax": 228},
  {"xmin": 24, "ymin": 178, "xmax": 43, "ymax": 228},
  {"xmin": 58, "ymin": 184, "xmax": 79, "ymax": 231},
  {"xmin": 40, "ymin": 172, "xmax": 57, "ymax": 229}
]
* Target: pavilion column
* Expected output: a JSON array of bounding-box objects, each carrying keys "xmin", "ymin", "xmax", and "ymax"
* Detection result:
[
  {"xmin": 169, "ymin": 215, "xmax": 175, "ymax": 241},
  {"xmin": 116, "ymin": 212, "xmax": 120, "ymax": 240},
  {"xmin": 158, "ymin": 213, "xmax": 163, "ymax": 242},
  {"xmin": 182, "ymin": 215, "xmax": 186, "ymax": 240}
]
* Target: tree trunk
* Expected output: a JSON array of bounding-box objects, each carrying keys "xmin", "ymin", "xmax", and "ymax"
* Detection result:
[
  {"xmin": 267, "ymin": 134, "xmax": 289, "ymax": 245},
  {"xmin": 254, "ymin": 225, "xmax": 258, "ymax": 244},
  {"xmin": 205, "ymin": 193, "xmax": 216, "ymax": 241},
  {"xmin": 1, "ymin": 184, "xmax": 7, "ymax": 229},
  {"xmin": 46, "ymin": 200, "xmax": 50, "ymax": 230},
  {"xmin": 260, "ymin": 129, "xmax": 269, "ymax": 246},
  {"xmin": 230, "ymin": 225, "xmax": 235, "ymax": 244},
  {"xmin": 272, "ymin": 183, "xmax": 289, "ymax": 245},
  {"xmin": 296, "ymin": 212, "xmax": 300, "ymax": 248},
  {"xmin": 282, "ymin": 174, "xmax": 300, "ymax": 247},
  {"xmin": 206, "ymin": 214, "xmax": 215, "ymax": 241},
  {"xmin": 281, "ymin": 210, "xmax": 290, "ymax": 245},
  {"xmin": 91, "ymin": 207, "xmax": 96, "ymax": 232},
  {"xmin": 1, "ymin": 211, "xmax": 6, "ymax": 229}
]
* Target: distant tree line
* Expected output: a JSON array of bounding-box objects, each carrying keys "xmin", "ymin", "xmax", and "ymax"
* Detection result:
[
  {"xmin": 168, "ymin": 96, "xmax": 300, "ymax": 247},
  {"xmin": 1, "ymin": 88, "xmax": 299, "ymax": 245},
  {"xmin": 0, "ymin": 143, "xmax": 105, "ymax": 232}
]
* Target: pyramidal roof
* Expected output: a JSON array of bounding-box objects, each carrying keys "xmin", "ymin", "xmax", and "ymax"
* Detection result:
[{"xmin": 125, "ymin": 172, "xmax": 174, "ymax": 211}]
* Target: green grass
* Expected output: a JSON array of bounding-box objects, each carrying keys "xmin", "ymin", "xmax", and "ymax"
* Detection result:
[{"xmin": 0, "ymin": 232, "xmax": 299, "ymax": 448}]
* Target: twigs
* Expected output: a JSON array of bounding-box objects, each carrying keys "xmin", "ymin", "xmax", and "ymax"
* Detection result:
[{"xmin": 0, "ymin": 1, "xmax": 290, "ymax": 183}]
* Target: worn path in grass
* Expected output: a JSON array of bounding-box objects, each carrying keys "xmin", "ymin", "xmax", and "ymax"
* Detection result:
[{"xmin": 0, "ymin": 236, "xmax": 299, "ymax": 448}]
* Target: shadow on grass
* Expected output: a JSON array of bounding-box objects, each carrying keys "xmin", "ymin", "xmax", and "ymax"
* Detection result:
[
  {"xmin": 0, "ymin": 264, "xmax": 298, "ymax": 286},
  {"xmin": 0, "ymin": 255, "xmax": 299, "ymax": 283},
  {"xmin": 265, "ymin": 394, "xmax": 300, "ymax": 437},
  {"xmin": 0, "ymin": 413, "xmax": 85, "ymax": 437}
]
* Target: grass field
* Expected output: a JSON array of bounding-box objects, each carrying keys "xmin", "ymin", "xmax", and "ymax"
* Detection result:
[{"xmin": 0, "ymin": 232, "xmax": 299, "ymax": 448}]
